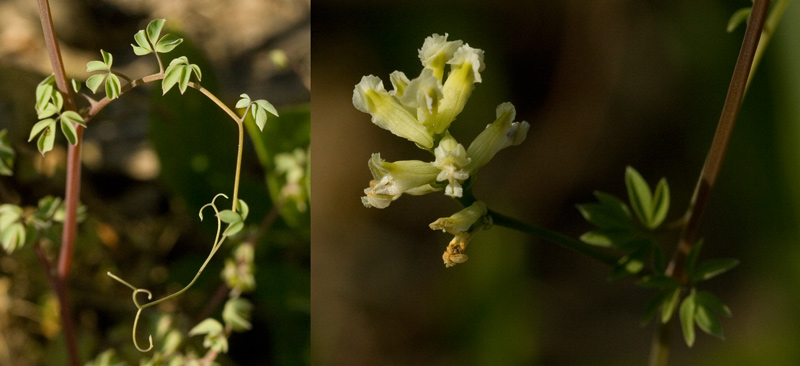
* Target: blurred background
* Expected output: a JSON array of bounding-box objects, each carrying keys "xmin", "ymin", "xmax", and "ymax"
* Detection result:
[
  {"xmin": 0, "ymin": 0, "xmax": 309, "ymax": 364},
  {"xmin": 312, "ymin": 0, "xmax": 800, "ymax": 365}
]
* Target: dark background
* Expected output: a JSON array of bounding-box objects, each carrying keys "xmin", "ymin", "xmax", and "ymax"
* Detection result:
[{"xmin": 311, "ymin": 1, "xmax": 800, "ymax": 365}]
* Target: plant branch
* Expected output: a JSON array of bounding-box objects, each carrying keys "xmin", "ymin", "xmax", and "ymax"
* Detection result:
[
  {"xmin": 36, "ymin": 0, "xmax": 81, "ymax": 364},
  {"xmin": 651, "ymin": 1, "xmax": 770, "ymax": 365},
  {"xmin": 488, "ymin": 209, "xmax": 618, "ymax": 266}
]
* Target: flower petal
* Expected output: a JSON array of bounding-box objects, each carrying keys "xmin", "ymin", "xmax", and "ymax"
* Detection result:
[{"xmin": 353, "ymin": 76, "xmax": 434, "ymax": 148}]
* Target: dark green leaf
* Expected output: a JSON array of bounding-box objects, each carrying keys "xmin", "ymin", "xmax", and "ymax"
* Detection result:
[
  {"xmin": 579, "ymin": 229, "xmax": 634, "ymax": 247},
  {"xmin": 609, "ymin": 247, "xmax": 649, "ymax": 280},
  {"xmin": 641, "ymin": 290, "xmax": 671, "ymax": 325},
  {"xmin": 577, "ymin": 201, "xmax": 635, "ymax": 229},
  {"xmin": 695, "ymin": 305, "xmax": 724, "ymax": 339},
  {"xmin": 694, "ymin": 290, "xmax": 732, "ymax": 317},
  {"xmin": 155, "ymin": 34, "xmax": 183, "ymax": 53},
  {"xmin": 692, "ymin": 258, "xmax": 739, "ymax": 282},
  {"xmin": 680, "ymin": 291, "xmax": 697, "ymax": 347},
  {"xmin": 86, "ymin": 74, "xmax": 106, "ymax": 93},
  {"xmin": 727, "ymin": 7, "xmax": 752, "ymax": 33},
  {"xmin": 661, "ymin": 287, "xmax": 680, "ymax": 324},
  {"xmin": 651, "ymin": 178, "xmax": 670, "ymax": 228},
  {"xmin": 637, "ymin": 274, "xmax": 681, "ymax": 289},
  {"xmin": 685, "ymin": 238, "xmax": 704, "ymax": 273},
  {"xmin": 146, "ymin": 19, "xmax": 166, "ymax": 46},
  {"xmin": 625, "ymin": 166, "xmax": 653, "ymax": 228},
  {"xmin": 60, "ymin": 119, "xmax": 78, "ymax": 145}
]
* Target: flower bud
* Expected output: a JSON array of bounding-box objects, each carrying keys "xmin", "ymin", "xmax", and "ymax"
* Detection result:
[{"xmin": 466, "ymin": 103, "xmax": 529, "ymax": 173}]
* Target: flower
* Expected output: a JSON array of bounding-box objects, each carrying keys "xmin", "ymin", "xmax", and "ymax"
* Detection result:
[
  {"xmin": 418, "ymin": 33, "xmax": 463, "ymax": 81},
  {"xmin": 353, "ymin": 76, "xmax": 434, "ymax": 149},
  {"xmin": 466, "ymin": 102, "xmax": 529, "ymax": 173},
  {"xmin": 432, "ymin": 132, "xmax": 470, "ymax": 197},
  {"xmin": 361, "ymin": 153, "xmax": 441, "ymax": 209},
  {"xmin": 430, "ymin": 201, "xmax": 488, "ymax": 267},
  {"xmin": 428, "ymin": 43, "xmax": 485, "ymax": 134}
]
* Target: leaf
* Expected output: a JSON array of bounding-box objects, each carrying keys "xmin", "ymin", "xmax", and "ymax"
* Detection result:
[
  {"xmin": 255, "ymin": 106, "xmax": 267, "ymax": 131},
  {"xmin": 236, "ymin": 199, "xmax": 249, "ymax": 220},
  {"xmin": 224, "ymin": 221, "xmax": 244, "ymax": 237},
  {"xmin": 37, "ymin": 102, "xmax": 59, "ymax": 120},
  {"xmin": 625, "ymin": 166, "xmax": 653, "ymax": 228},
  {"xmin": 255, "ymin": 99, "xmax": 279, "ymax": 118},
  {"xmin": 61, "ymin": 110, "xmax": 86, "ymax": 128},
  {"xmin": 86, "ymin": 60, "xmax": 108, "ymax": 73},
  {"xmin": 36, "ymin": 196, "xmax": 63, "ymax": 221},
  {"xmin": 86, "ymin": 74, "xmax": 106, "ymax": 93},
  {"xmin": 35, "ymin": 78, "xmax": 54, "ymax": 111},
  {"xmin": 661, "ymin": 287, "xmax": 680, "ymax": 324},
  {"xmin": 680, "ymin": 291, "xmax": 697, "ymax": 347},
  {"xmin": 577, "ymin": 197, "xmax": 634, "ymax": 230},
  {"xmin": 60, "ymin": 119, "xmax": 78, "ymax": 145},
  {"xmin": 641, "ymin": 290, "xmax": 672, "ymax": 325},
  {"xmin": 580, "ymin": 229, "xmax": 633, "ymax": 247},
  {"xmin": 694, "ymin": 305, "xmax": 724, "ymax": 339},
  {"xmin": 236, "ymin": 94, "xmax": 251, "ymax": 109},
  {"xmin": 105, "ymin": 73, "xmax": 121, "ymax": 100},
  {"xmin": 728, "ymin": 7, "xmax": 752, "ymax": 33},
  {"xmin": 100, "ymin": 49, "xmax": 113, "ymax": 68},
  {"xmin": 222, "ymin": 298, "xmax": 253, "ymax": 332},
  {"xmin": 692, "ymin": 258, "xmax": 739, "ymax": 282},
  {"xmin": 188, "ymin": 318, "xmax": 222, "ymax": 337},
  {"xmin": 650, "ymin": 178, "xmax": 670, "ymax": 228},
  {"xmin": 0, "ymin": 204, "xmax": 22, "ymax": 231},
  {"xmin": 146, "ymin": 19, "xmax": 166, "ymax": 46},
  {"xmin": 162, "ymin": 64, "xmax": 182, "ymax": 95},
  {"xmin": 218, "ymin": 209, "xmax": 242, "ymax": 224},
  {"xmin": 132, "ymin": 29, "xmax": 152, "ymax": 55},
  {"xmin": 694, "ymin": 290, "xmax": 732, "ymax": 317},
  {"xmin": 155, "ymin": 33, "xmax": 183, "ymax": 53},
  {"xmin": 637, "ymin": 274, "xmax": 681, "ymax": 289},
  {"xmin": 29, "ymin": 119, "xmax": 55, "ymax": 142},
  {"xmin": 685, "ymin": 238, "xmax": 704, "ymax": 274},
  {"xmin": 0, "ymin": 222, "xmax": 25, "ymax": 253},
  {"xmin": 179, "ymin": 65, "xmax": 192, "ymax": 94},
  {"xmin": 190, "ymin": 64, "xmax": 202, "ymax": 82},
  {"xmin": 70, "ymin": 78, "xmax": 81, "ymax": 93},
  {"xmin": 37, "ymin": 126, "xmax": 56, "ymax": 156},
  {"xmin": 0, "ymin": 130, "xmax": 13, "ymax": 176},
  {"xmin": 609, "ymin": 247, "xmax": 649, "ymax": 280}
]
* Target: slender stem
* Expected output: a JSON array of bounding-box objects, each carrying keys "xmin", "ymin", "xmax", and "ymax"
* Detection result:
[
  {"xmin": 746, "ymin": 0, "xmax": 790, "ymax": 91},
  {"xmin": 652, "ymin": 1, "xmax": 770, "ymax": 364},
  {"xmin": 36, "ymin": 0, "xmax": 80, "ymax": 364},
  {"xmin": 489, "ymin": 209, "xmax": 618, "ymax": 266}
]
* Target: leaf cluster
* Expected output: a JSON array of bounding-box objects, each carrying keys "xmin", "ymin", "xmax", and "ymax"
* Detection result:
[
  {"xmin": 86, "ymin": 50, "xmax": 121, "ymax": 100},
  {"xmin": 30, "ymin": 76, "xmax": 85, "ymax": 155},
  {"xmin": 0, "ymin": 196, "xmax": 85, "ymax": 254},
  {"xmin": 237, "ymin": 93, "xmax": 279, "ymax": 131}
]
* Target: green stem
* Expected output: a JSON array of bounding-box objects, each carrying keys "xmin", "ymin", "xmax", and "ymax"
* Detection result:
[{"xmin": 488, "ymin": 209, "xmax": 618, "ymax": 266}]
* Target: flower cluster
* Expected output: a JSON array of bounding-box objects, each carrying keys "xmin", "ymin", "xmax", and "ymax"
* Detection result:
[{"xmin": 354, "ymin": 34, "xmax": 529, "ymax": 267}]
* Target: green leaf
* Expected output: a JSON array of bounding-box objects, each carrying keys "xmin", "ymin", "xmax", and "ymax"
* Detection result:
[
  {"xmin": 61, "ymin": 110, "xmax": 86, "ymax": 128},
  {"xmin": 155, "ymin": 33, "xmax": 183, "ymax": 53},
  {"xmin": 86, "ymin": 60, "xmax": 108, "ymax": 73},
  {"xmin": 236, "ymin": 94, "xmax": 251, "ymax": 109},
  {"xmin": 37, "ymin": 126, "xmax": 56, "ymax": 156},
  {"xmin": 625, "ymin": 166, "xmax": 653, "ymax": 228},
  {"xmin": 0, "ymin": 130, "xmax": 13, "ymax": 176},
  {"xmin": 224, "ymin": 221, "xmax": 244, "ymax": 237},
  {"xmin": 255, "ymin": 106, "xmax": 267, "ymax": 131},
  {"xmin": 35, "ymin": 77, "xmax": 55, "ymax": 111},
  {"xmin": 641, "ymin": 290, "xmax": 672, "ymax": 325},
  {"xmin": 692, "ymin": 258, "xmax": 739, "ymax": 282},
  {"xmin": 179, "ymin": 65, "xmax": 192, "ymax": 94},
  {"xmin": 0, "ymin": 222, "xmax": 25, "ymax": 253},
  {"xmin": 70, "ymin": 78, "xmax": 81, "ymax": 93},
  {"xmin": 255, "ymin": 99, "xmax": 279, "ymax": 118},
  {"xmin": 60, "ymin": 119, "xmax": 78, "ymax": 145},
  {"xmin": 236, "ymin": 199, "xmax": 249, "ymax": 220},
  {"xmin": 695, "ymin": 305, "xmax": 724, "ymax": 339},
  {"xmin": 218, "ymin": 209, "xmax": 242, "ymax": 224},
  {"xmin": 132, "ymin": 29, "xmax": 152, "ymax": 55},
  {"xmin": 35, "ymin": 196, "xmax": 62, "ymax": 221},
  {"xmin": 0, "ymin": 204, "xmax": 22, "ymax": 231},
  {"xmin": 685, "ymin": 238, "xmax": 704, "ymax": 273},
  {"xmin": 222, "ymin": 298, "xmax": 253, "ymax": 332},
  {"xmin": 100, "ymin": 49, "xmax": 113, "ymax": 68},
  {"xmin": 189, "ymin": 318, "xmax": 228, "ymax": 353},
  {"xmin": 146, "ymin": 19, "xmax": 166, "ymax": 46},
  {"xmin": 694, "ymin": 290, "xmax": 732, "ymax": 317},
  {"xmin": 37, "ymin": 101, "xmax": 59, "ymax": 120},
  {"xmin": 190, "ymin": 64, "xmax": 202, "ymax": 82},
  {"xmin": 579, "ymin": 228, "xmax": 634, "ymax": 247},
  {"xmin": 162, "ymin": 64, "xmax": 182, "ymax": 94},
  {"xmin": 650, "ymin": 178, "xmax": 670, "ymax": 228},
  {"xmin": 29, "ymin": 119, "xmax": 55, "ymax": 142},
  {"xmin": 680, "ymin": 290, "xmax": 697, "ymax": 347},
  {"xmin": 609, "ymin": 247, "xmax": 649, "ymax": 280},
  {"xmin": 637, "ymin": 274, "xmax": 681, "ymax": 289},
  {"xmin": 661, "ymin": 287, "xmax": 680, "ymax": 323},
  {"xmin": 728, "ymin": 7, "xmax": 752, "ymax": 33},
  {"xmin": 161, "ymin": 329, "xmax": 183, "ymax": 355},
  {"xmin": 105, "ymin": 73, "xmax": 121, "ymax": 100},
  {"xmin": 577, "ymin": 194, "xmax": 634, "ymax": 229},
  {"xmin": 86, "ymin": 74, "xmax": 106, "ymax": 93}
]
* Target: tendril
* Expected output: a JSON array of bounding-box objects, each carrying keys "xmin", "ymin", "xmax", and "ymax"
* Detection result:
[{"xmin": 107, "ymin": 193, "xmax": 232, "ymax": 352}]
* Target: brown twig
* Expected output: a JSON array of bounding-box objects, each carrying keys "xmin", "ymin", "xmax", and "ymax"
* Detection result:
[{"xmin": 649, "ymin": 1, "xmax": 770, "ymax": 365}]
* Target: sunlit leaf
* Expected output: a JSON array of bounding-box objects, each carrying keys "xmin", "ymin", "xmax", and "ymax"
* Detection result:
[
  {"xmin": 105, "ymin": 73, "xmax": 121, "ymax": 100},
  {"xmin": 179, "ymin": 65, "xmax": 192, "ymax": 94},
  {"xmin": 86, "ymin": 74, "xmax": 106, "ymax": 93},
  {"xmin": 651, "ymin": 178, "xmax": 670, "ymax": 228},
  {"xmin": 86, "ymin": 60, "xmax": 108, "ymax": 73},
  {"xmin": 579, "ymin": 228, "xmax": 634, "ymax": 247},
  {"xmin": 255, "ymin": 107, "xmax": 267, "ymax": 131},
  {"xmin": 61, "ymin": 110, "xmax": 86, "ymax": 128},
  {"xmin": 37, "ymin": 126, "xmax": 56, "ymax": 156},
  {"xmin": 35, "ymin": 77, "xmax": 54, "ymax": 111},
  {"xmin": 236, "ymin": 94, "xmax": 251, "ymax": 109},
  {"xmin": 162, "ymin": 64, "xmax": 181, "ymax": 95},
  {"xmin": 222, "ymin": 298, "xmax": 253, "ymax": 332},
  {"xmin": 0, "ymin": 222, "xmax": 26, "ymax": 253},
  {"xmin": 155, "ymin": 34, "xmax": 183, "ymax": 54},
  {"xmin": 70, "ymin": 78, "xmax": 81, "ymax": 93},
  {"xmin": 60, "ymin": 119, "xmax": 78, "ymax": 145},
  {"xmin": 146, "ymin": 19, "xmax": 166, "ymax": 46},
  {"xmin": 132, "ymin": 29, "xmax": 152, "ymax": 55},
  {"xmin": 626, "ymin": 166, "xmax": 653, "ymax": 228},
  {"xmin": 29, "ymin": 119, "xmax": 55, "ymax": 142},
  {"xmin": 190, "ymin": 64, "xmax": 202, "ymax": 82},
  {"xmin": 218, "ymin": 209, "xmax": 242, "ymax": 224},
  {"xmin": 0, "ymin": 130, "xmax": 13, "ymax": 176},
  {"xmin": 661, "ymin": 287, "xmax": 680, "ymax": 324},
  {"xmin": 100, "ymin": 49, "xmax": 113, "ymax": 68},
  {"xmin": 255, "ymin": 99, "xmax": 279, "ymax": 118}
]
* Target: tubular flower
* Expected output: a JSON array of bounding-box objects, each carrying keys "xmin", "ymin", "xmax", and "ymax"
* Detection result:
[
  {"xmin": 432, "ymin": 132, "xmax": 470, "ymax": 197},
  {"xmin": 418, "ymin": 33, "xmax": 463, "ymax": 82},
  {"xmin": 353, "ymin": 75, "xmax": 434, "ymax": 149},
  {"xmin": 361, "ymin": 153, "xmax": 441, "ymax": 209},
  {"xmin": 428, "ymin": 44, "xmax": 485, "ymax": 134},
  {"xmin": 466, "ymin": 102, "xmax": 530, "ymax": 173},
  {"xmin": 430, "ymin": 201, "xmax": 488, "ymax": 267}
]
